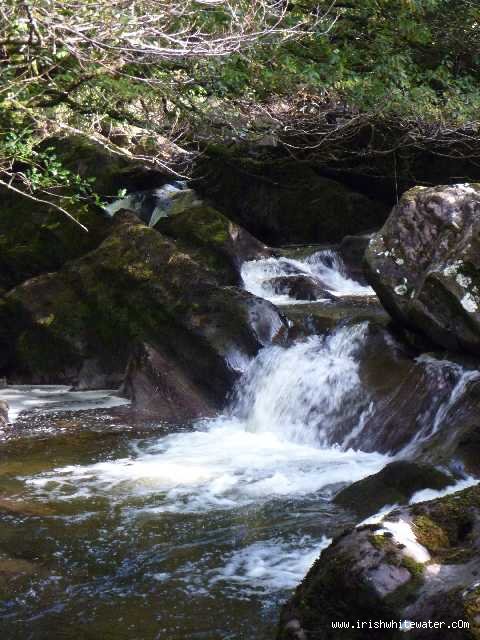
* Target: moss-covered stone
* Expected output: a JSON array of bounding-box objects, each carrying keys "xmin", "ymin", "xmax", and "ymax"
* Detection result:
[
  {"xmin": 334, "ymin": 462, "xmax": 453, "ymax": 520},
  {"xmin": 0, "ymin": 188, "xmax": 112, "ymax": 294},
  {"xmin": 0, "ymin": 210, "xmax": 286, "ymax": 418},
  {"xmin": 411, "ymin": 484, "xmax": 480, "ymax": 563},
  {"xmin": 279, "ymin": 484, "xmax": 480, "ymax": 640},
  {"xmin": 155, "ymin": 205, "xmax": 271, "ymax": 285}
]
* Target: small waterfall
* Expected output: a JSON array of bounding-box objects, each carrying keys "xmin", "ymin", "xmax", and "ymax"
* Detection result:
[
  {"xmin": 233, "ymin": 323, "xmax": 371, "ymax": 447},
  {"xmin": 22, "ymin": 323, "xmax": 388, "ymax": 512},
  {"xmin": 241, "ymin": 249, "xmax": 374, "ymax": 304}
]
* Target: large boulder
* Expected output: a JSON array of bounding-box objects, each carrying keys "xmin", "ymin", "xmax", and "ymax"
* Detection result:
[
  {"xmin": 0, "ymin": 134, "xmax": 173, "ymax": 295},
  {"xmin": 279, "ymin": 484, "xmax": 480, "ymax": 640},
  {"xmin": 365, "ymin": 184, "xmax": 480, "ymax": 354},
  {"xmin": 0, "ymin": 188, "xmax": 112, "ymax": 295},
  {"xmin": 155, "ymin": 205, "xmax": 273, "ymax": 285},
  {"xmin": 197, "ymin": 152, "xmax": 389, "ymax": 245},
  {"xmin": 0, "ymin": 211, "xmax": 286, "ymax": 419}
]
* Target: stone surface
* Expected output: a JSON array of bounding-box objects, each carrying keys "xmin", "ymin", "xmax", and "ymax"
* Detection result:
[
  {"xmin": 278, "ymin": 484, "xmax": 480, "ymax": 640},
  {"xmin": 339, "ymin": 233, "xmax": 372, "ymax": 283},
  {"xmin": 155, "ymin": 205, "xmax": 273, "ymax": 285},
  {"xmin": 334, "ymin": 461, "xmax": 454, "ymax": 520},
  {"xmin": 268, "ymin": 275, "xmax": 336, "ymax": 301},
  {"xmin": 0, "ymin": 211, "xmax": 286, "ymax": 418},
  {"xmin": 365, "ymin": 184, "xmax": 480, "ymax": 354}
]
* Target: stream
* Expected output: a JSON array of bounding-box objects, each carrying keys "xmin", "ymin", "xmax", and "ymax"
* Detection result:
[{"xmin": 0, "ymin": 249, "xmax": 474, "ymax": 639}]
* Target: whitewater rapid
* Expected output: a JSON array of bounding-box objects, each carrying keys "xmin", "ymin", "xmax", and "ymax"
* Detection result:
[
  {"xmin": 18, "ymin": 324, "xmax": 389, "ymax": 596},
  {"xmin": 241, "ymin": 249, "xmax": 374, "ymax": 304},
  {"xmin": 24, "ymin": 325, "xmax": 388, "ymax": 512}
]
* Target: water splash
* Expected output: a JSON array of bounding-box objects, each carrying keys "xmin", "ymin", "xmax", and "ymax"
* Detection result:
[
  {"xmin": 234, "ymin": 323, "xmax": 370, "ymax": 446},
  {"xmin": 22, "ymin": 324, "xmax": 388, "ymax": 512},
  {"xmin": 241, "ymin": 249, "xmax": 374, "ymax": 304}
]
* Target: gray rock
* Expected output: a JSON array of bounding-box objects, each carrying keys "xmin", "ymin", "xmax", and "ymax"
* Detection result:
[
  {"xmin": 279, "ymin": 483, "xmax": 480, "ymax": 640},
  {"xmin": 268, "ymin": 275, "xmax": 336, "ymax": 301},
  {"xmin": 334, "ymin": 461, "xmax": 454, "ymax": 520},
  {"xmin": 365, "ymin": 184, "xmax": 480, "ymax": 354},
  {"xmin": 0, "ymin": 211, "xmax": 287, "ymax": 419}
]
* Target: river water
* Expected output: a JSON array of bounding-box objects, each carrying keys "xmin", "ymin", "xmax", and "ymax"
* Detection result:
[{"xmin": 0, "ymin": 249, "xmax": 468, "ymax": 639}]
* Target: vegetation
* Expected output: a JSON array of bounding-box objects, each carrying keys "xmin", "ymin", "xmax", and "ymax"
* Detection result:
[{"xmin": 1, "ymin": 0, "xmax": 479, "ymax": 225}]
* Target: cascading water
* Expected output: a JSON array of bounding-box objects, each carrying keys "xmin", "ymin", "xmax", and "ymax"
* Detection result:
[
  {"xmin": 2, "ymin": 248, "xmax": 479, "ymax": 639},
  {"xmin": 241, "ymin": 249, "xmax": 374, "ymax": 304},
  {"xmin": 234, "ymin": 323, "xmax": 371, "ymax": 446},
  {"xmin": 21, "ymin": 324, "xmax": 388, "ymax": 510},
  {"xmin": 1, "ymin": 323, "xmax": 389, "ymax": 639}
]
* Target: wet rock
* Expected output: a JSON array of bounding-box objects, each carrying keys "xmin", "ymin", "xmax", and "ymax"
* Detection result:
[
  {"xmin": 356, "ymin": 337, "xmax": 480, "ymax": 461},
  {"xmin": 122, "ymin": 342, "xmax": 217, "ymax": 420},
  {"xmin": 0, "ymin": 497, "xmax": 54, "ymax": 517},
  {"xmin": 339, "ymin": 233, "xmax": 372, "ymax": 283},
  {"xmin": 282, "ymin": 300, "xmax": 389, "ymax": 339},
  {"xmin": 278, "ymin": 484, "xmax": 480, "ymax": 640},
  {"xmin": 365, "ymin": 184, "xmax": 480, "ymax": 354},
  {"xmin": 0, "ymin": 211, "xmax": 286, "ymax": 418},
  {"xmin": 268, "ymin": 275, "xmax": 336, "ymax": 301},
  {"xmin": 334, "ymin": 462, "xmax": 454, "ymax": 520},
  {"xmin": 0, "ymin": 399, "xmax": 8, "ymax": 427}
]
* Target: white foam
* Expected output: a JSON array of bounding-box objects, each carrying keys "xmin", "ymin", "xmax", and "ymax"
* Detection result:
[
  {"xmin": 409, "ymin": 476, "xmax": 478, "ymax": 505},
  {"xmin": 0, "ymin": 385, "xmax": 130, "ymax": 423},
  {"xmin": 241, "ymin": 249, "xmax": 374, "ymax": 305},
  {"xmin": 21, "ymin": 326, "xmax": 388, "ymax": 512},
  {"xmin": 24, "ymin": 418, "xmax": 387, "ymax": 512},
  {"xmin": 211, "ymin": 536, "xmax": 332, "ymax": 593}
]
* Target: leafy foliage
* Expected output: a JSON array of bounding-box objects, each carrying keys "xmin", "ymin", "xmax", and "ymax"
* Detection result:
[{"xmin": 0, "ymin": 0, "xmax": 479, "ymax": 223}]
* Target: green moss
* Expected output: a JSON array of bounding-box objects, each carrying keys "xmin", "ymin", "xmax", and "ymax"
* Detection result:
[
  {"xmin": 464, "ymin": 586, "xmax": 480, "ymax": 638},
  {"xmin": 401, "ymin": 556, "xmax": 424, "ymax": 580},
  {"xmin": 413, "ymin": 515, "xmax": 449, "ymax": 553},
  {"xmin": 155, "ymin": 206, "xmax": 239, "ymax": 284},
  {"xmin": 370, "ymin": 533, "xmax": 391, "ymax": 550},
  {"xmin": 411, "ymin": 485, "xmax": 480, "ymax": 563}
]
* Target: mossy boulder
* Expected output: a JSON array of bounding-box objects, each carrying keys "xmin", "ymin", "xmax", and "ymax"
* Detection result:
[
  {"xmin": 334, "ymin": 462, "xmax": 454, "ymax": 520},
  {"xmin": 45, "ymin": 135, "xmax": 168, "ymax": 197},
  {"xmin": 0, "ymin": 211, "xmax": 286, "ymax": 419},
  {"xmin": 155, "ymin": 205, "xmax": 272, "ymax": 285},
  {"xmin": 197, "ymin": 152, "xmax": 389, "ymax": 245},
  {"xmin": 279, "ymin": 484, "xmax": 480, "ymax": 640},
  {"xmin": 0, "ymin": 134, "xmax": 174, "ymax": 295},
  {"xmin": 0, "ymin": 188, "xmax": 112, "ymax": 294},
  {"xmin": 365, "ymin": 184, "xmax": 480, "ymax": 354}
]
